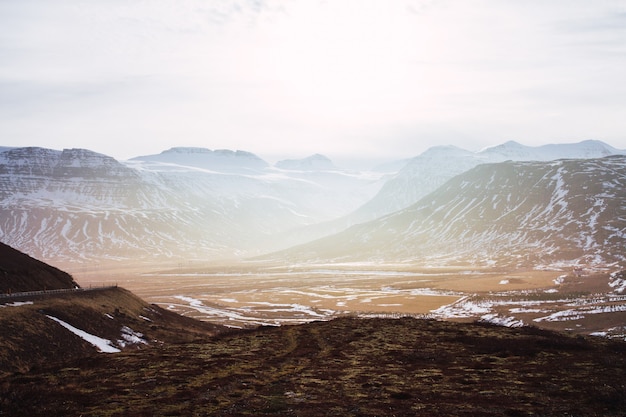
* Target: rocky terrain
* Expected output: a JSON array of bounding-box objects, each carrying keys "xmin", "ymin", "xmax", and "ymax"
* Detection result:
[{"xmin": 0, "ymin": 243, "xmax": 222, "ymax": 375}]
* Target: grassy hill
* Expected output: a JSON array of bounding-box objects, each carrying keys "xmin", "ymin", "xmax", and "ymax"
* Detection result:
[
  {"xmin": 1, "ymin": 316, "xmax": 626, "ymax": 416},
  {"xmin": 0, "ymin": 286, "xmax": 223, "ymax": 375}
]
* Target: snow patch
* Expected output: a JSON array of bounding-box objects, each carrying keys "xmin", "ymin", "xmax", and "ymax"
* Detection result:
[
  {"xmin": 117, "ymin": 326, "xmax": 148, "ymax": 347},
  {"xmin": 46, "ymin": 315, "xmax": 120, "ymax": 353},
  {"xmin": 0, "ymin": 301, "xmax": 33, "ymax": 308}
]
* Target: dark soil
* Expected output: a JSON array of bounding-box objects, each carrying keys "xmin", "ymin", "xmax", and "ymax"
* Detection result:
[{"xmin": 2, "ymin": 317, "xmax": 626, "ymax": 416}]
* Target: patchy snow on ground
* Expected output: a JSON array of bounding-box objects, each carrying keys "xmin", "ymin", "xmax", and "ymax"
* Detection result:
[
  {"xmin": 46, "ymin": 315, "xmax": 121, "ymax": 353},
  {"xmin": 480, "ymin": 313, "xmax": 524, "ymax": 328},
  {"xmin": 0, "ymin": 301, "xmax": 33, "ymax": 308},
  {"xmin": 609, "ymin": 271, "xmax": 626, "ymax": 293},
  {"xmin": 430, "ymin": 297, "xmax": 490, "ymax": 318},
  {"xmin": 534, "ymin": 304, "xmax": 626, "ymax": 322},
  {"xmin": 118, "ymin": 326, "xmax": 148, "ymax": 347}
]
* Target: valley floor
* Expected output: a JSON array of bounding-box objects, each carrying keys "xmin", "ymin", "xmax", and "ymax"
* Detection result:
[{"xmin": 69, "ymin": 261, "xmax": 626, "ymax": 338}]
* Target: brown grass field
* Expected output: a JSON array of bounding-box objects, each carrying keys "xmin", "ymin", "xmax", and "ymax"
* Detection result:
[{"xmin": 57, "ymin": 260, "xmax": 624, "ymax": 336}]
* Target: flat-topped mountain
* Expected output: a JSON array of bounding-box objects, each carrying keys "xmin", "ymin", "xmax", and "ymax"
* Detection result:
[{"xmin": 130, "ymin": 147, "xmax": 269, "ymax": 172}]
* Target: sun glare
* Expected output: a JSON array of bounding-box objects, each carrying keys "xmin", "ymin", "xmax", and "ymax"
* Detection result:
[{"xmin": 250, "ymin": 2, "xmax": 430, "ymax": 125}]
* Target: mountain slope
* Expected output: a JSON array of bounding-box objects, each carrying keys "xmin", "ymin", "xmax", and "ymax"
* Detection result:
[
  {"xmin": 0, "ymin": 147, "xmax": 384, "ymax": 264},
  {"xmin": 350, "ymin": 139, "xmax": 625, "ymax": 223},
  {"xmin": 0, "ymin": 241, "xmax": 79, "ymax": 293},
  {"xmin": 272, "ymin": 155, "xmax": 626, "ymax": 268}
]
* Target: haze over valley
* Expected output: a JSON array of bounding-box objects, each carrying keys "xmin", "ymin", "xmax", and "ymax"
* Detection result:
[{"xmin": 2, "ymin": 140, "xmax": 625, "ymax": 337}]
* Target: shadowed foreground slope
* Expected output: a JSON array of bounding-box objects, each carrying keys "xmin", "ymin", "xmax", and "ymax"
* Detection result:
[
  {"xmin": 2, "ymin": 317, "xmax": 626, "ymax": 416},
  {"xmin": 0, "ymin": 241, "xmax": 79, "ymax": 293},
  {"xmin": 0, "ymin": 287, "xmax": 224, "ymax": 375}
]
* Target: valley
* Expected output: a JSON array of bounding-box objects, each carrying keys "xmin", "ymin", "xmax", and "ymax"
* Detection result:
[
  {"xmin": 2, "ymin": 140, "xmax": 626, "ymax": 416},
  {"xmin": 3, "ymin": 141, "xmax": 626, "ymax": 337},
  {"xmin": 69, "ymin": 261, "xmax": 626, "ymax": 339}
]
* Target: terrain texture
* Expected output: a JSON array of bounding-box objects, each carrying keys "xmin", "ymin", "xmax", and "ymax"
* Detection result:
[{"xmin": 2, "ymin": 317, "xmax": 626, "ymax": 416}]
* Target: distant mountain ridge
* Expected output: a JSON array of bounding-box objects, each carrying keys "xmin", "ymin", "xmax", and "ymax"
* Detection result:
[
  {"xmin": 275, "ymin": 154, "xmax": 337, "ymax": 171},
  {"xmin": 270, "ymin": 155, "xmax": 626, "ymax": 268},
  {"xmin": 131, "ymin": 147, "xmax": 269, "ymax": 172},
  {"xmin": 0, "ymin": 146, "xmax": 383, "ymax": 263},
  {"xmin": 347, "ymin": 139, "xmax": 625, "ymax": 224},
  {"xmin": 1, "ymin": 140, "xmax": 624, "ymax": 267}
]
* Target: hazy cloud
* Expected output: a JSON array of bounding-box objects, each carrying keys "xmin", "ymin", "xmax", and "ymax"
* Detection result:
[{"xmin": 1, "ymin": 0, "xmax": 625, "ymax": 164}]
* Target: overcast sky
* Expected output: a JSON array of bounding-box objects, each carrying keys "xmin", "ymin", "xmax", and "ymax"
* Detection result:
[{"xmin": 1, "ymin": 0, "xmax": 625, "ymax": 166}]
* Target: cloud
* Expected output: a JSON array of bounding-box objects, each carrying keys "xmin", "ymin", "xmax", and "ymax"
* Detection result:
[{"xmin": 1, "ymin": 0, "xmax": 625, "ymax": 161}]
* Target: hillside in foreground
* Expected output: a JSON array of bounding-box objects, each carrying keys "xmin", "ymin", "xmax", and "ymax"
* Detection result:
[
  {"xmin": 2, "ymin": 243, "xmax": 626, "ymax": 416},
  {"xmin": 0, "ymin": 241, "xmax": 79, "ymax": 293},
  {"xmin": 2, "ymin": 317, "xmax": 626, "ymax": 416},
  {"xmin": 0, "ymin": 286, "xmax": 224, "ymax": 375}
]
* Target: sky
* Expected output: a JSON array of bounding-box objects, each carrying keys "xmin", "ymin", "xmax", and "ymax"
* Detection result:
[{"xmin": 1, "ymin": 0, "xmax": 625, "ymax": 167}]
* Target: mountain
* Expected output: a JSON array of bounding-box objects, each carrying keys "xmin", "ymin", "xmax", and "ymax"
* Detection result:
[
  {"xmin": 349, "ymin": 140, "xmax": 625, "ymax": 223},
  {"xmin": 0, "ymin": 147, "xmax": 385, "ymax": 264},
  {"xmin": 273, "ymin": 140, "xmax": 625, "ymax": 249},
  {"xmin": 0, "ymin": 147, "xmax": 187, "ymax": 262},
  {"xmin": 270, "ymin": 155, "xmax": 626, "ymax": 268},
  {"xmin": 0, "ymin": 241, "xmax": 79, "ymax": 293},
  {"xmin": 482, "ymin": 139, "xmax": 619, "ymax": 160},
  {"xmin": 275, "ymin": 154, "xmax": 336, "ymax": 171},
  {"xmin": 130, "ymin": 147, "xmax": 269, "ymax": 172}
]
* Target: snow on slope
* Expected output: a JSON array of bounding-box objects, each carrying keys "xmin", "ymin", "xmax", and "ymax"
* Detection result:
[
  {"xmin": 272, "ymin": 155, "xmax": 626, "ymax": 268},
  {"xmin": 351, "ymin": 140, "xmax": 625, "ymax": 223},
  {"xmin": 0, "ymin": 147, "xmax": 385, "ymax": 263},
  {"xmin": 46, "ymin": 314, "xmax": 121, "ymax": 353}
]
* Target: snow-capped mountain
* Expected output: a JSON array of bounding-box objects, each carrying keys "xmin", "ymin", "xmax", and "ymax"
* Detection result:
[
  {"xmin": 351, "ymin": 140, "xmax": 625, "ymax": 223},
  {"xmin": 0, "ymin": 147, "xmax": 384, "ymax": 263},
  {"xmin": 271, "ymin": 155, "xmax": 626, "ymax": 268}
]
